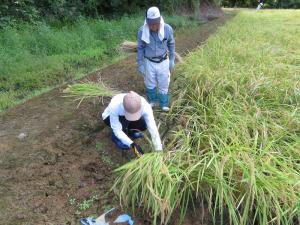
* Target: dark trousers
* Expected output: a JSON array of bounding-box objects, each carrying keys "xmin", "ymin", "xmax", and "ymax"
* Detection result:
[{"xmin": 103, "ymin": 116, "xmax": 147, "ymax": 135}]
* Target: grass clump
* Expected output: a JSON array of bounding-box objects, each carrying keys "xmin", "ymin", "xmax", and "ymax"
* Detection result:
[{"xmin": 113, "ymin": 10, "xmax": 300, "ymax": 225}]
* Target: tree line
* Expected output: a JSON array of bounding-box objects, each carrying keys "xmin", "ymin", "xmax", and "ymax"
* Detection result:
[
  {"xmin": 220, "ymin": 0, "xmax": 300, "ymax": 8},
  {"xmin": 1, "ymin": 0, "xmax": 299, "ymax": 28},
  {"xmin": 0, "ymin": 0, "xmax": 199, "ymax": 27}
]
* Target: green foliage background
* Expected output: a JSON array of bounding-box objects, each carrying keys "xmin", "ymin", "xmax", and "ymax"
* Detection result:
[
  {"xmin": 221, "ymin": 0, "xmax": 300, "ymax": 8},
  {"xmin": 1, "ymin": 0, "xmax": 299, "ymax": 28},
  {"xmin": 0, "ymin": 13, "xmax": 199, "ymax": 111},
  {"xmin": 0, "ymin": 0, "xmax": 200, "ymax": 27}
]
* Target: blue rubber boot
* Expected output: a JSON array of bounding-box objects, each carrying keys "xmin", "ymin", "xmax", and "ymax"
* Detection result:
[
  {"xmin": 146, "ymin": 88, "xmax": 158, "ymax": 106},
  {"xmin": 111, "ymin": 133, "xmax": 130, "ymax": 150},
  {"xmin": 158, "ymin": 93, "xmax": 170, "ymax": 111}
]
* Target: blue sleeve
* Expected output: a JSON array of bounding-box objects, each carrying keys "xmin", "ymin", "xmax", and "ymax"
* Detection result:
[
  {"xmin": 137, "ymin": 27, "xmax": 145, "ymax": 67},
  {"xmin": 167, "ymin": 25, "xmax": 175, "ymax": 61}
]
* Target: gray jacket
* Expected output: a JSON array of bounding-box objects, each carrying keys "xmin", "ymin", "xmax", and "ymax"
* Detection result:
[{"xmin": 137, "ymin": 23, "xmax": 175, "ymax": 67}]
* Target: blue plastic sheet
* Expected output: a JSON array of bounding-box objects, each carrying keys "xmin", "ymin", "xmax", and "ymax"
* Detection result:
[
  {"xmin": 114, "ymin": 214, "xmax": 134, "ymax": 225},
  {"xmin": 80, "ymin": 208, "xmax": 134, "ymax": 225}
]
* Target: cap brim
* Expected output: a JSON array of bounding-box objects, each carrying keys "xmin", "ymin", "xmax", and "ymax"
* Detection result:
[
  {"xmin": 124, "ymin": 109, "xmax": 142, "ymax": 121},
  {"xmin": 146, "ymin": 17, "xmax": 161, "ymax": 25}
]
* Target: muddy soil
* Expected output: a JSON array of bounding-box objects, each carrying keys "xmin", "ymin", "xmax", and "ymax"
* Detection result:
[{"xmin": 0, "ymin": 14, "xmax": 234, "ymax": 225}]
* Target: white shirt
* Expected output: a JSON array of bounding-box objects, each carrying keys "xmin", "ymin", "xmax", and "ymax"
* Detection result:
[{"xmin": 102, "ymin": 94, "xmax": 162, "ymax": 151}]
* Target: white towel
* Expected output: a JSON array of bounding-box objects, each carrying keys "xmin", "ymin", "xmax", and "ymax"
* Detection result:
[{"xmin": 141, "ymin": 16, "xmax": 165, "ymax": 44}]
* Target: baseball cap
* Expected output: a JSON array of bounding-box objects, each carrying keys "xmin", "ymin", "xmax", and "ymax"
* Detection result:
[
  {"xmin": 123, "ymin": 91, "xmax": 142, "ymax": 121},
  {"xmin": 146, "ymin": 6, "xmax": 161, "ymax": 25}
]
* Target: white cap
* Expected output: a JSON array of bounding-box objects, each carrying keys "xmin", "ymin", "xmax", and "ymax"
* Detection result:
[{"xmin": 146, "ymin": 7, "xmax": 161, "ymax": 25}]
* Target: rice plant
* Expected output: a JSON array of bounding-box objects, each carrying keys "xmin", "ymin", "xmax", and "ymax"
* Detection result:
[
  {"xmin": 63, "ymin": 81, "xmax": 119, "ymax": 107},
  {"xmin": 113, "ymin": 10, "xmax": 300, "ymax": 225}
]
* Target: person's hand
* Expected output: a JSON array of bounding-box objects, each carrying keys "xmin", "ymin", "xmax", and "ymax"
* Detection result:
[
  {"xmin": 131, "ymin": 142, "xmax": 144, "ymax": 157},
  {"xmin": 169, "ymin": 59, "xmax": 175, "ymax": 71},
  {"xmin": 138, "ymin": 64, "xmax": 145, "ymax": 76}
]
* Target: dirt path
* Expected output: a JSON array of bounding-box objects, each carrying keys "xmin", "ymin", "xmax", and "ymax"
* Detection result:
[{"xmin": 0, "ymin": 14, "xmax": 233, "ymax": 225}]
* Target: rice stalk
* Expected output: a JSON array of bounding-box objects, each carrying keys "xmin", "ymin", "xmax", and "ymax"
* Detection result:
[
  {"xmin": 63, "ymin": 81, "xmax": 119, "ymax": 107},
  {"xmin": 114, "ymin": 10, "xmax": 300, "ymax": 225}
]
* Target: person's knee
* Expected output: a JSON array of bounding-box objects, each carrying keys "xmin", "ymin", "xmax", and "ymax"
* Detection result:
[
  {"xmin": 139, "ymin": 119, "xmax": 147, "ymax": 131},
  {"xmin": 129, "ymin": 117, "xmax": 147, "ymax": 131},
  {"xmin": 145, "ymin": 73, "xmax": 157, "ymax": 88},
  {"xmin": 157, "ymin": 72, "xmax": 170, "ymax": 89}
]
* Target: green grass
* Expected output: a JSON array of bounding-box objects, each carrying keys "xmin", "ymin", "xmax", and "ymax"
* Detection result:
[
  {"xmin": 0, "ymin": 14, "xmax": 200, "ymax": 112},
  {"xmin": 96, "ymin": 141, "xmax": 119, "ymax": 168},
  {"xmin": 113, "ymin": 10, "xmax": 300, "ymax": 225},
  {"xmin": 67, "ymin": 193, "xmax": 99, "ymax": 215}
]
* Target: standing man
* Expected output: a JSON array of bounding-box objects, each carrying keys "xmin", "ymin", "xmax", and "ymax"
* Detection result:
[
  {"xmin": 102, "ymin": 91, "xmax": 162, "ymax": 154},
  {"xmin": 256, "ymin": 0, "xmax": 264, "ymax": 9},
  {"xmin": 137, "ymin": 6, "xmax": 175, "ymax": 112}
]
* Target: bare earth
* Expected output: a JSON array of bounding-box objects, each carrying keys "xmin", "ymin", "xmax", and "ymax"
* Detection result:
[{"xmin": 0, "ymin": 15, "xmax": 233, "ymax": 225}]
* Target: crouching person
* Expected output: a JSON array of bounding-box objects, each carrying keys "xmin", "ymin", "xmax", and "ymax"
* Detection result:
[{"xmin": 102, "ymin": 91, "xmax": 162, "ymax": 155}]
